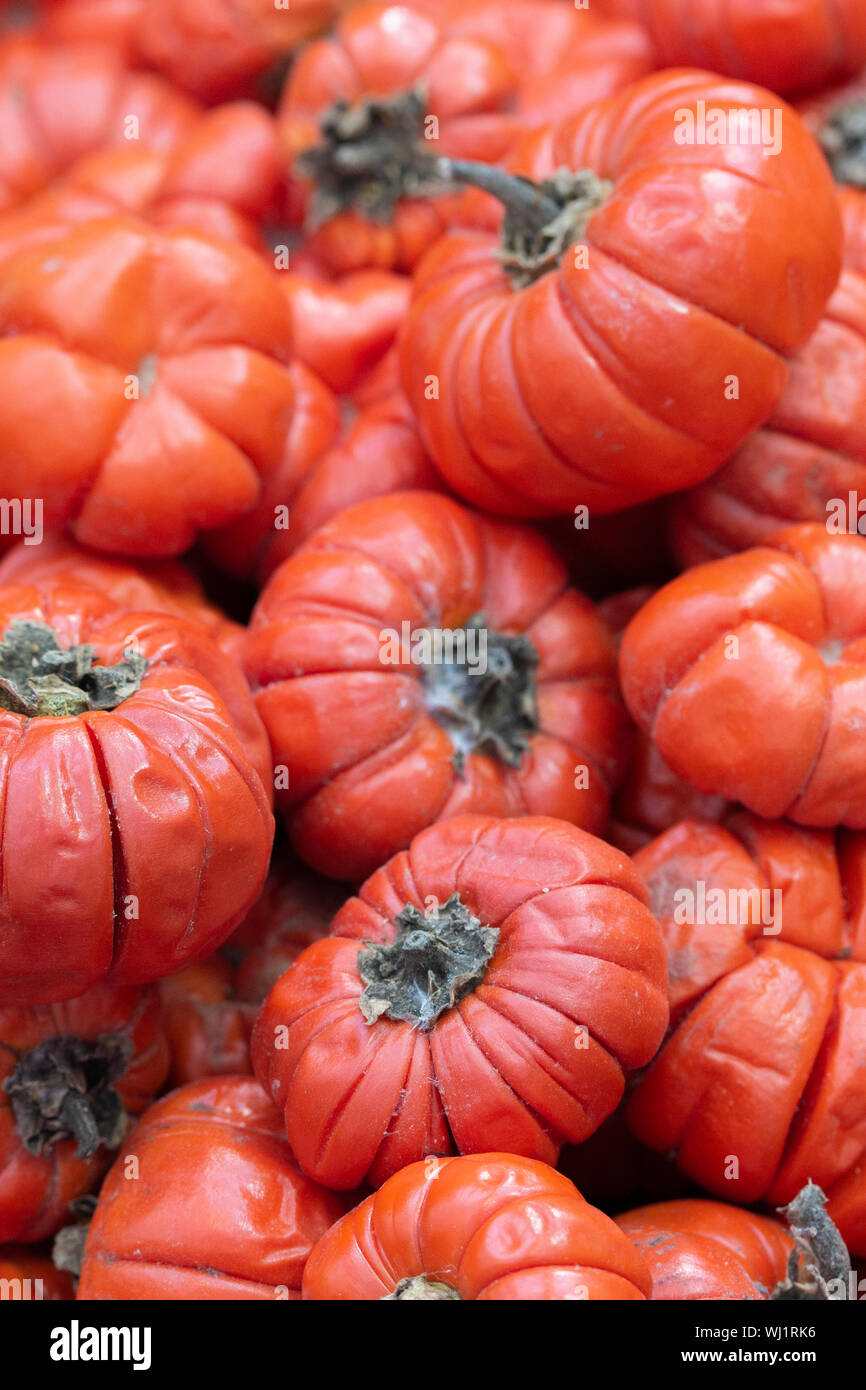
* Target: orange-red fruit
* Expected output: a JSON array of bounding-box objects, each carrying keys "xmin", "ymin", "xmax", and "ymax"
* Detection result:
[
  {"xmin": 253, "ymin": 814, "xmax": 669, "ymax": 1189},
  {"xmin": 303, "ymin": 1153, "xmax": 653, "ymax": 1300},
  {"xmin": 614, "ymin": 0, "xmax": 866, "ymax": 94},
  {"xmin": 627, "ymin": 814, "xmax": 866, "ymax": 1253},
  {"xmin": 0, "ymin": 218, "xmax": 302, "ymax": 558},
  {"xmin": 244, "ymin": 492, "xmax": 633, "ymax": 880},
  {"xmin": 400, "ymin": 71, "xmax": 841, "ymax": 518},
  {"xmin": 616, "ymin": 1199, "xmax": 793, "ymax": 1301},
  {"xmin": 620, "ymin": 525, "xmax": 866, "ymax": 827},
  {"xmin": 76, "ymin": 1077, "xmax": 348, "ymax": 1299},
  {"xmin": 0, "ymin": 585, "xmax": 274, "ymax": 1004}
]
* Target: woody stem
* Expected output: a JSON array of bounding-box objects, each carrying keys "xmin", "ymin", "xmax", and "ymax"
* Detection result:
[{"xmin": 435, "ymin": 156, "xmax": 564, "ymax": 231}]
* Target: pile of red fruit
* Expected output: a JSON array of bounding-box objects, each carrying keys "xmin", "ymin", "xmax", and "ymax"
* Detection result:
[{"xmin": 1, "ymin": 0, "xmax": 865, "ymax": 1305}]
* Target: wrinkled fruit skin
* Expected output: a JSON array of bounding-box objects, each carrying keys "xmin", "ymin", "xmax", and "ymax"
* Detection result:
[
  {"xmin": 620, "ymin": 525, "xmax": 866, "ymax": 827},
  {"xmin": 627, "ymin": 815, "xmax": 866, "ymax": 1254},
  {"xmin": 244, "ymin": 491, "xmax": 633, "ymax": 881},
  {"xmin": 623, "ymin": 0, "xmax": 866, "ymax": 95},
  {"xmin": 615, "ymin": 1198, "xmax": 793, "ymax": 1301},
  {"xmin": 0, "ymin": 217, "xmax": 300, "ymax": 558},
  {"xmin": 302, "ymin": 1152, "xmax": 653, "ymax": 1300},
  {"xmin": 669, "ymin": 235, "xmax": 866, "ymax": 566},
  {"xmin": 76, "ymin": 1077, "xmax": 349, "ymax": 1300},
  {"xmin": 0, "ymin": 585, "xmax": 274, "ymax": 1004},
  {"xmin": 253, "ymin": 814, "xmax": 669, "ymax": 1189},
  {"xmin": 400, "ymin": 71, "xmax": 841, "ymax": 518}
]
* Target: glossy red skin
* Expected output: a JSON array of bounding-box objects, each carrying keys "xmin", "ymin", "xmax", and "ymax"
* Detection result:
[
  {"xmin": 0, "ymin": 535, "xmax": 247, "ymax": 663},
  {"xmin": 208, "ymin": 394, "xmax": 440, "ymax": 583},
  {"xmin": 0, "ymin": 36, "xmax": 198, "ymax": 214},
  {"xmin": 670, "ymin": 258, "xmax": 866, "ymax": 564},
  {"xmin": 76, "ymin": 1077, "xmax": 348, "ymax": 1300},
  {"xmin": 279, "ymin": 2, "xmax": 642, "ymax": 275},
  {"xmin": 628, "ymin": 944, "xmax": 866, "ymax": 1250},
  {"xmin": 670, "ymin": 180, "xmax": 866, "ymax": 564},
  {"xmin": 0, "ymin": 1247, "xmax": 75, "ymax": 1300},
  {"xmin": 620, "ymin": 0, "xmax": 866, "ymax": 94},
  {"xmin": 400, "ymin": 71, "xmax": 841, "ymax": 518},
  {"xmin": 0, "ymin": 103, "xmax": 283, "ymax": 261},
  {"xmin": 615, "ymin": 1199, "xmax": 793, "ymax": 1301},
  {"xmin": 628, "ymin": 819, "xmax": 866, "ymax": 1252},
  {"xmin": 278, "ymin": 5, "xmax": 516, "ymax": 174},
  {"xmin": 244, "ymin": 492, "xmax": 634, "ymax": 880},
  {"xmin": 160, "ymin": 864, "xmax": 346, "ymax": 1086},
  {"xmin": 0, "ymin": 585, "xmax": 274, "ymax": 1005},
  {"xmin": 202, "ymin": 358, "xmax": 342, "ymax": 581},
  {"xmin": 0, "ymin": 983, "xmax": 169, "ymax": 1243},
  {"xmin": 302, "ymin": 1153, "xmax": 652, "ymax": 1300},
  {"xmin": 277, "ymin": 0, "xmax": 515, "ymax": 275},
  {"xmin": 280, "ymin": 270, "xmax": 411, "ymax": 396},
  {"xmin": 253, "ymin": 813, "xmax": 669, "ymax": 1189},
  {"xmin": 620, "ymin": 525, "xmax": 866, "ymax": 827},
  {"xmin": 0, "ymin": 216, "xmax": 305, "ymax": 557}
]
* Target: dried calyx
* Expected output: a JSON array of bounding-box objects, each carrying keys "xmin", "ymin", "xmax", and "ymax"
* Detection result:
[
  {"xmin": 771, "ymin": 1183, "xmax": 853, "ymax": 1300},
  {"xmin": 4, "ymin": 1033, "xmax": 134, "ymax": 1160},
  {"xmin": 0, "ymin": 620, "xmax": 146, "ymax": 717},
  {"xmin": 383, "ymin": 1275, "xmax": 462, "ymax": 1301},
  {"xmin": 298, "ymin": 90, "xmax": 611, "ymax": 286},
  {"xmin": 52, "ymin": 1195, "xmax": 99, "ymax": 1281},
  {"xmin": 422, "ymin": 613, "xmax": 539, "ymax": 773},
  {"xmin": 358, "ymin": 893, "xmax": 499, "ymax": 1029},
  {"xmin": 298, "ymin": 89, "xmax": 448, "ymax": 227},
  {"xmin": 818, "ymin": 99, "xmax": 866, "ymax": 186}
]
